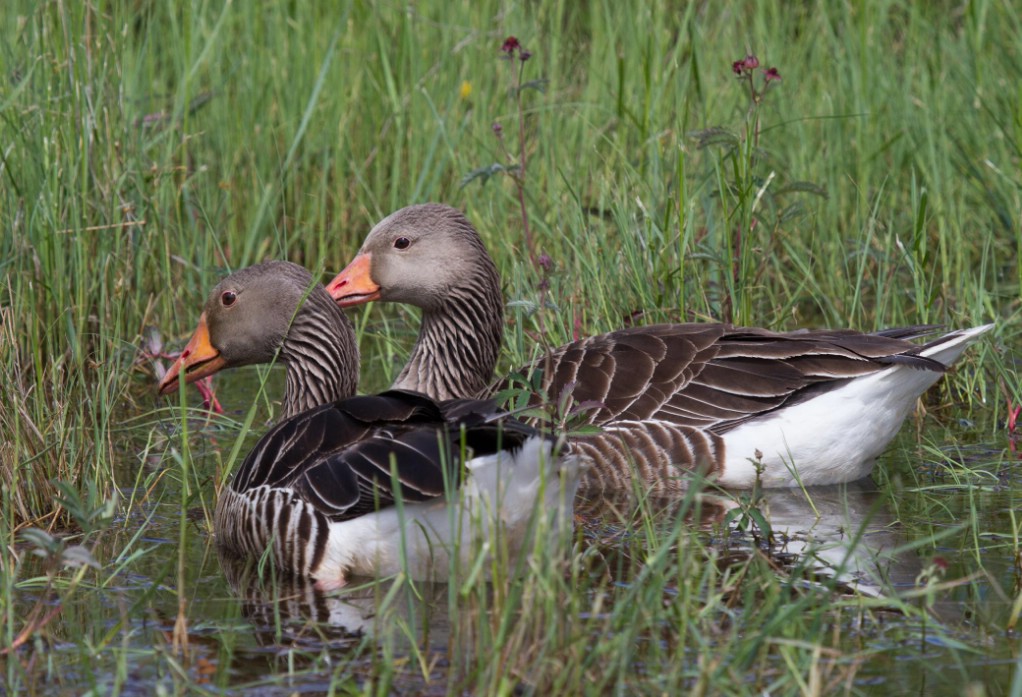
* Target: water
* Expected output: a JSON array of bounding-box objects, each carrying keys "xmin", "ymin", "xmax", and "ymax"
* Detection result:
[{"xmin": 6, "ymin": 371, "xmax": 1020, "ymax": 695}]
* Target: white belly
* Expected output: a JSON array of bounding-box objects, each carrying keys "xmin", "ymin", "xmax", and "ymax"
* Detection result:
[{"xmin": 716, "ymin": 364, "xmax": 944, "ymax": 488}]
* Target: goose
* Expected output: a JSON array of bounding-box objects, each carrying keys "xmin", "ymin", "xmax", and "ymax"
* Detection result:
[
  {"xmin": 157, "ymin": 260, "xmax": 584, "ymax": 589},
  {"xmin": 326, "ymin": 203, "xmax": 992, "ymax": 491}
]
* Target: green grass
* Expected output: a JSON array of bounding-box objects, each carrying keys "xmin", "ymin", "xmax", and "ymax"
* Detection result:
[{"xmin": 1, "ymin": 0, "xmax": 1020, "ymax": 694}]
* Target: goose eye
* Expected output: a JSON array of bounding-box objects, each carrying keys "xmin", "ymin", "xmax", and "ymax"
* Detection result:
[
  {"xmin": 394, "ymin": 237, "xmax": 411, "ymax": 250},
  {"xmin": 221, "ymin": 290, "xmax": 237, "ymax": 307}
]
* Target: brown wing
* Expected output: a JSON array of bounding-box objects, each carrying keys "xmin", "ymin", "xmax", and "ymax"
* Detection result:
[{"xmin": 501, "ymin": 323, "xmax": 945, "ymax": 434}]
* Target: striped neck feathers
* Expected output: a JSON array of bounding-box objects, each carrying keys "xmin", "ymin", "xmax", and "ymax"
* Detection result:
[
  {"xmin": 280, "ymin": 293, "xmax": 359, "ymax": 418},
  {"xmin": 393, "ymin": 261, "xmax": 503, "ymax": 401}
]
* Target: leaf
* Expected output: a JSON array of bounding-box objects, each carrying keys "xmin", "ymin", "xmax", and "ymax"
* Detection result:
[
  {"xmin": 506, "ymin": 299, "xmax": 539, "ymax": 313},
  {"xmin": 568, "ymin": 400, "xmax": 607, "ymax": 417},
  {"xmin": 460, "ymin": 163, "xmax": 514, "ymax": 189},
  {"xmin": 687, "ymin": 127, "xmax": 739, "ymax": 150},
  {"xmin": 778, "ymin": 202, "xmax": 807, "ymax": 223},
  {"xmin": 493, "ymin": 384, "xmax": 537, "ymax": 412},
  {"xmin": 60, "ymin": 545, "xmax": 101, "ymax": 570},
  {"xmin": 745, "ymin": 508, "xmax": 773, "ymax": 540},
  {"xmin": 776, "ymin": 181, "xmax": 828, "ymax": 198},
  {"xmin": 515, "ymin": 407, "xmax": 552, "ymax": 423},
  {"xmin": 723, "ymin": 508, "xmax": 745, "ymax": 530},
  {"xmin": 19, "ymin": 528, "xmax": 59, "ymax": 553},
  {"xmin": 50, "ymin": 479, "xmax": 114, "ymax": 533},
  {"xmin": 566, "ymin": 424, "xmax": 604, "ymax": 437},
  {"xmin": 498, "ymin": 372, "xmax": 529, "ymax": 389},
  {"xmin": 492, "ymin": 386, "xmax": 524, "ymax": 404},
  {"xmin": 517, "ymin": 78, "xmax": 549, "ymax": 95},
  {"xmin": 556, "ymin": 380, "xmax": 578, "ymax": 416}
]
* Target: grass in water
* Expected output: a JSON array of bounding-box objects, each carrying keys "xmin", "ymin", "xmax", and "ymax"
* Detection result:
[{"xmin": 1, "ymin": 1, "xmax": 1019, "ymax": 694}]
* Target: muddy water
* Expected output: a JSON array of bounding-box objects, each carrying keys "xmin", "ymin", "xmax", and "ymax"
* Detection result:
[{"xmin": 8, "ymin": 368, "xmax": 1020, "ymax": 695}]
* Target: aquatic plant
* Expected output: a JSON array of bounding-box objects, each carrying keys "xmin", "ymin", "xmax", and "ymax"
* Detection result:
[{"xmin": 0, "ymin": 1, "xmax": 1018, "ymax": 694}]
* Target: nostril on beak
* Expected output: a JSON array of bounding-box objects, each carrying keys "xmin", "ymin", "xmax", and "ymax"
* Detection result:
[
  {"xmin": 333, "ymin": 279, "xmax": 348, "ymax": 290},
  {"xmin": 182, "ymin": 349, "xmax": 191, "ymax": 358}
]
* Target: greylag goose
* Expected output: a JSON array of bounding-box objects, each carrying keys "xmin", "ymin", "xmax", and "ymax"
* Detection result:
[
  {"xmin": 327, "ymin": 203, "xmax": 992, "ymax": 491},
  {"xmin": 157, "ymin": 260, "xmax": 584, "ymax": 589}
]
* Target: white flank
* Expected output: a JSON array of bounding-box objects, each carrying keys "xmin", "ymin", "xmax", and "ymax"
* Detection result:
[
  {"xmin": 716, "ymin": 324, "xmax": 992, "ymax": 488},
  {"xmin": 313, "ymin": 436, "xmax": 586, "ymax": 587}
]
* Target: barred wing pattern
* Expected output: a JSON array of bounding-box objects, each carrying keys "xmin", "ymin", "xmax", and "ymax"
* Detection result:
[
  {"xmin": 506, "ymin": 324, "xmax": 953, "ymax": 492},
  {"xmin": 523, "ymin": 324, "xmax": 944, "ymax": 427}
]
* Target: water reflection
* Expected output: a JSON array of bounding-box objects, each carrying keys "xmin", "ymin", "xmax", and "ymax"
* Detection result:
[
  {"xmin": 754, "ymin": 481, "xmax": 913, "ymax": 599},
  {"xmin": 216, "ymin": 480, "xmax": 917, "ymax": 643},
  {"xmin": 218, "ymin": 547, "xmax": 451, "ymax": 646},
  {"xmin": 175, "ymin": 466, "xmax": 1016, "ymax": 695},
  {"xmin": 573, "ymin": 480, "xmax": 919, "ymax": 602}
]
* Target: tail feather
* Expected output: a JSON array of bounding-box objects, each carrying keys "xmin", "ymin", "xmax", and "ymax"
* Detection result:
[{"xmin": 918, "ymin": 324, "xmax": 993, "ymax": 367}]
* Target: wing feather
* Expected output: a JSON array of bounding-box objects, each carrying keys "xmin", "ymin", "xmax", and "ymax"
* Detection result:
[
  {"xmin": 499, "ymin": 323, "xmax": 949, "ymax": 437},
  {"xmin": 229, "ymin": 390, "xmax": 544, "ymax": 523}
]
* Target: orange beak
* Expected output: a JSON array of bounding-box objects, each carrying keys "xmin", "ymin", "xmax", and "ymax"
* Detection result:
[
  {"xmin": 157, "ymin": 313, "xmax": 228, "ymax": 395},
  {"xmin": 327, "ymin": 253, "xmax": 381, "ymax": 308}
]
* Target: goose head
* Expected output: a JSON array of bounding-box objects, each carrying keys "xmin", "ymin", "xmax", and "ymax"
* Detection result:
[
  {"xmin": 158, "ymin": 260, "xmax": 358, "ymax": 415},
  {"xmin": 328, "ymin": 204, "xmax": 498, "ymax": 313}
]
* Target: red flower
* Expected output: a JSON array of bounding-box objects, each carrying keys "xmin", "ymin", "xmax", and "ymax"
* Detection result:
[
  {"xmin": 732, "ymin": 54, "xmax": 760, "ymax": 75},
  {"xmin": 501, "ymin": 36, "xmax": 520, "ymax": 54},
  {"xmin": 764, "ymin": 67, "xmax": 782, "ymax": 82}
]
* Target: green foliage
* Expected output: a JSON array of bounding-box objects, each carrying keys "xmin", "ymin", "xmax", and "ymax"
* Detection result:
[{"xmin": 0, "ymin": 0, "xmax": 1019, "ymax": 694}]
